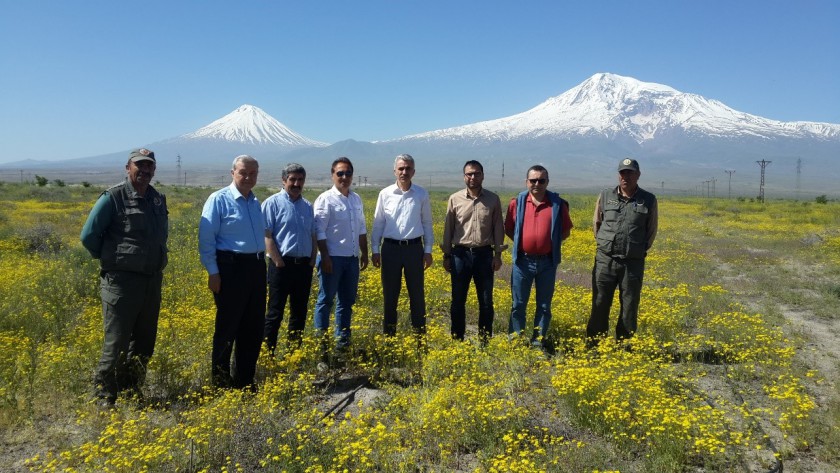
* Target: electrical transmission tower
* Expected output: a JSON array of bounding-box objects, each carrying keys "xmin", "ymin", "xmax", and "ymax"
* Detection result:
[
  {"xmin": 725, "ymin": 170, "xmax": 735, "ymax": 199},
  {"xmin": 176, "ymin": 154, "xmax": 182, "ymax": 186},
  {"xmin": 756, "ymin": 159, "xmax": 771, "ymax": 202}
]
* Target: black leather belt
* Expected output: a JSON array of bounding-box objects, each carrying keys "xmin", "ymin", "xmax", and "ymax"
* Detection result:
[
  {"xmin": 384, "ymin": 237, "xmax": 422, "ymax": 246},
  {"xmin": 454, "ymin": 245, "xmax": 492, "ymax": 253},
  {"xmin": 282, "ymin": 256, "xmax": 310, "ymax": 265},
  {"xmin": 217, "ymin": 250, "xmax": 265, "ymax": 261}
]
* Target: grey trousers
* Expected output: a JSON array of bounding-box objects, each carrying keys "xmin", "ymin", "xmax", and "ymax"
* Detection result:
[
  {"xmin": 587, "ymin": 253, "xmax": 645, "ymax": 342},
  {"xmin": 95, "ymin": 270, "xmax": 163, "ymax": 401}
]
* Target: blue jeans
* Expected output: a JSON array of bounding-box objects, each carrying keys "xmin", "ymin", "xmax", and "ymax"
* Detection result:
[
  {"xmin": 450, "ymin": 246, "xmax": 495, "ymax": 341},
  {"xmin": 509, "ymin": 255, "xmax": 557, "ymax": 343},
  {"xmin": 315, "ymin": 255, "xmax": 360, "ymax": 348}
]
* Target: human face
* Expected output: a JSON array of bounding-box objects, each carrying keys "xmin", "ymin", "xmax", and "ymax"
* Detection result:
[
  {"xmin": 126, "ymin": 160, "xmax": 155, "ymax": 193},
  {"xmin": 618, "ymin": 169, "xmax": 640, "ymax": 196},
  {"xmin": 332, "ymin": 162, "xmax": 353, "ymax": 195},
  {"xmin": 394, "ymin": 159, "xmax": 415, "ymax": 188},
  {"xmin": 283, "ymin": 172, "xmax": 306, "ymax": 199},
  {"xmin": 526, "ymin": 170, "xmax": 548, "ymax": 197},
  {"xmin": 231, "ymin": 160, "xmax": 259, "ymax": 195},
  {"xmin": 463, "ymin": 164, "xmax": 483, "ymax": 192}
]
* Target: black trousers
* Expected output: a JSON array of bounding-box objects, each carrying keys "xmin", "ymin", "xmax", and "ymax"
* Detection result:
[
  {"xmin": 381, "ymin": 240, "xmax": 426, "ymax": 335},
  {"xmin": 264, "ymin": 257, "xmax": 313, "ymax": 352},
  {"xmin": 212, "ymin": 252, "xmax": 266, "ymax": 389},
  {"xmin": 449, "ymin": 246, "xmax": 495, "ymax": 341}
]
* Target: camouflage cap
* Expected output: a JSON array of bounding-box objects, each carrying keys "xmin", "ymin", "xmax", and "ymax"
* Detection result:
[
  {"xmin": 129, "ymin": 148, "xmax": 156, "ymax": 164},
  {"xmin": 617, "ymin": 158, "xmax": 639, "ymax": 172}
]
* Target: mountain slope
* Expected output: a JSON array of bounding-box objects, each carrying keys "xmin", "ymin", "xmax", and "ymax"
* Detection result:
[
  {"xmin": 397, "ymin": 73, "xmax": 840, "ymax": 144},
  {"xmin": 180, "ymin": 104, "xmax": 326, "ymax": 147}
]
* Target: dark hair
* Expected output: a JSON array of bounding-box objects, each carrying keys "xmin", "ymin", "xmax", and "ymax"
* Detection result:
[
  {"xmin": 463, "ymin": 160, "xmax": 483, "ymax": 173},
  {"xmin": 526, "ymin": 164, "xmax": 548, "ymax": 179},
  {"xmin": 281, "ymin": 162, "xmax": 306, "ymax": 180},
  {"xmin": 331, "ymin": 157, "xmax": 354, "ymax": 174}
]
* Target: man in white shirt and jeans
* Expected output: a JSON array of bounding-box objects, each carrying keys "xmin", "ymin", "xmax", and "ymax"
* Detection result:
[
  {"xmin": 371, "ymin": 154, "xmax": 434, "ymax": 336},
  {"xmin": 313, "ymin": 157, "xmax": 369, "ymax": 350}
]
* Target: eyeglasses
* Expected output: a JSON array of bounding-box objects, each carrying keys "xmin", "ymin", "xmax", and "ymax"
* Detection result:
[
  {"xmin": 396, "ymin": 166, "xmax": 413, "ymax": 172},
  {"xmin": 335, "ymin": 171, "xmax": 353, "ymax": 178},
  {"xmin": 464, "ymin": 171, "xmax": 483, "ymax": 177},
  {"xmin": 528, "ymin": 178, "xmax": 547, "ymax": 185}
]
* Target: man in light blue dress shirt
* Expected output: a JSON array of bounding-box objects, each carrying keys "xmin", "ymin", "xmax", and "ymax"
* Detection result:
[
  {"xmin": 261, "ymin": 163, "xmax": 317, "ymax": 354},
  {"xmin": 371, "ymin": 154, "xmax": 434, "ymax": 336},
  {"xmin": 313, "ymin": 157, "xmax": 369, "ymax": 351},
  {"xmin": 198, "ymin": 155, "xmax": 266, "ymax": 390}
]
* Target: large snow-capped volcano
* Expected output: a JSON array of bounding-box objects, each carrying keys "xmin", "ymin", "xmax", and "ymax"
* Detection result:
[
  {"xmin": 399, "ymin": 73, "xmax": 840, "ymax": 143},
  {"xmin": 181, "ymin": 104, "xmax": 326, "ymax": 147}
]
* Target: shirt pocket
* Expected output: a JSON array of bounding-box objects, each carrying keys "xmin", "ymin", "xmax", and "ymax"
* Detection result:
[{"xmin": 332, "ymin": 202, "xmax": 350, "ymax": 220}]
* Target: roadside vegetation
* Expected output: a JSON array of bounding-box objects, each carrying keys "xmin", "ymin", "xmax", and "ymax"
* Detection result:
[{"xmin": 0, "ymin": 182, "xmax": 838, "ymax": 472}]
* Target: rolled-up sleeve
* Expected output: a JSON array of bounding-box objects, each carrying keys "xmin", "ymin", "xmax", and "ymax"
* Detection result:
[
  {"xmin": 313, "ymin": 195, "xmax": 329, "ymax": 242},
  {"xmin": 198, "ymin": 196, "xmax": 221, "ymax": 275}
]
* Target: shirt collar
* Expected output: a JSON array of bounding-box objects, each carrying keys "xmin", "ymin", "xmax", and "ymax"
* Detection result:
[
  {"xmin": 463, "ymin": 188, "xmax": 483, "ymax": 200},
  {"xmin": 392, "ymin": 182, "xmax": 413, "ymax": 194},
  {"xmin": 228, "ymin": 182, "xmax": 252, "ymax": 201}
]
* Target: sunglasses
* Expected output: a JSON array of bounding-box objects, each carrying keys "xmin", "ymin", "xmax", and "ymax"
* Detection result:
[
  {"xmin": 528, "ymin": 178, "xmax": 547, "ymax": 185},
  {"xmin": 335, "ymin": 171, "xmax": 353, "ymax": 178}
]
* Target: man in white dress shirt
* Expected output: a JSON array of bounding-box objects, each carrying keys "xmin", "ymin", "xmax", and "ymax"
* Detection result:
[
  {"xmin": 371, "ymin": 154, "xmax": 434, "ymax": 335},
  {"xmin": 313, "ymin": 157, "xmax": 369, "ymax": 349}
]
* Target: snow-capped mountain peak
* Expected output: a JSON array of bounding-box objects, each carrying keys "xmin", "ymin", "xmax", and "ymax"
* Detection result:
[
  {"xmin": 398, "ymin": 73, "xmax": 840, "ymax": 144},
  {"xmin": 182, "ymin": 104, "xmax": 326, "ymax": 147}
]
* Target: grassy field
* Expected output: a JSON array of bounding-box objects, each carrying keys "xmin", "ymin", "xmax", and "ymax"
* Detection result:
[{"xmin": 1, "ymin": 181, "xmax": 839, "ymax": 472}]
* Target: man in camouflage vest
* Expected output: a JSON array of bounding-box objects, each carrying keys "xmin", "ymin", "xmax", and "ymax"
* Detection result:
[
  {"xmin": 587, "ymin": 158, "xmax": 658, "ymax": 346},
  {"xmin": 81, "ymin": 148, "xmax": 168, "ymax": 406}
]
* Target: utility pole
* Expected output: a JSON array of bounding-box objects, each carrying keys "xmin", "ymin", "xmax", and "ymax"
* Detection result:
[
  {"xmin": 501, "ymin": 161, "xmax": 505, "ymax": 190},
  {"xmin": 756, "ymin": 159, "xmax": 771, "ymax": 203},
  {"xmin": 710, "ymin": 177, "xmax": 717, "ymax": 198},
  {"xmin": 795, "ymin": 158, "xmax": 802, "ymax": 200},
  {"xmin": 725, "ymin": 170, "xmax": 735, "ymax": 199},
  {"xmin": 176, "ymin": 154, "xmax": 182, "ymax": 186}
]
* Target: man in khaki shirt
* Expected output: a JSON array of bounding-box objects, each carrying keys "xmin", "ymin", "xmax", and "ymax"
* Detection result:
[{"xmin": 441, "ymin": 160, "xmax": 505, "ymax": 342}]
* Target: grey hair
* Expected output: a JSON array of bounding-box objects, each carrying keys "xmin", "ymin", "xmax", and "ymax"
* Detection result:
[
  {"xmin": 232, "ymin": 154, "xmax": 259, "ymax": 170},
  {"xmin": 394, "ymin": 153, "xmax": 415, "ymax": 169},
  {"xmin": 281, "ymin": 162, "xmax": 306, "ymax": 180}
]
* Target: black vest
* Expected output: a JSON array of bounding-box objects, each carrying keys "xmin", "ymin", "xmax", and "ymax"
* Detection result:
[
  {"xmin": 99, "ymin": 180, "xmax": 169, "ymax": 275},
  {"xmin": 595, "ymin": 186, "xmax": 656, "ymax": 260}
]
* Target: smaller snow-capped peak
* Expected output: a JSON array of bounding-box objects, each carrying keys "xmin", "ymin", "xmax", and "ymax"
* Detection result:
[{"xmin": 182, "ymin": 104, "xmax": 326, "ymax": 147}]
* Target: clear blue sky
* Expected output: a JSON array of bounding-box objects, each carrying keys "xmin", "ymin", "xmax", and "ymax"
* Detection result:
[{"xmin": 1, "ymin": 0, "xmax": 838, "ymax": 162}]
